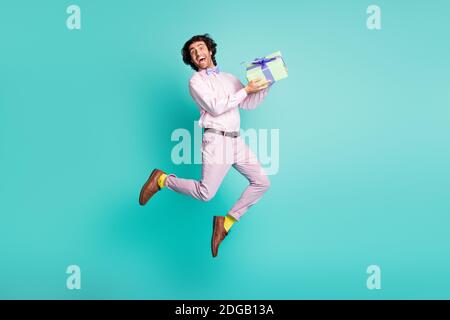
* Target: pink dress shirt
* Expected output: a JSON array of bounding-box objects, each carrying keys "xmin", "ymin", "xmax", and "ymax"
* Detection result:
[{"xmin": 189, "ymin": 68, "xmax": 269, "ymax": 132}]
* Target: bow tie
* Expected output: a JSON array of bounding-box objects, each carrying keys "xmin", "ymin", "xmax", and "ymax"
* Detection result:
[{"xmin": 206, "ymin": 66, "xmax": 220, "ymax": 75}]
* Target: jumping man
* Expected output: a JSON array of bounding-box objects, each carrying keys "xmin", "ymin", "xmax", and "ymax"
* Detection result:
[{"xmin": 139, "ymin": 34, "xmax": 271, "ymax": 258}]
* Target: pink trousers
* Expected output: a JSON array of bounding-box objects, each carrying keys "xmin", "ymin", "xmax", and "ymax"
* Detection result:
[{"xmin": 165, "ymin": 131, "xmax": 270, "ymax": 221}]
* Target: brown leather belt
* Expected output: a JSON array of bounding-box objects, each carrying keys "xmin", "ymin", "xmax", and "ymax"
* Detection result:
[{"xmin": 204, "ymin": 128, "xmax": 240, "ymax": 138}]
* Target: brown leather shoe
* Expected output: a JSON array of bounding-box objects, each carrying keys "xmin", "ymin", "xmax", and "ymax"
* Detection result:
[
  {"xmin": 211, "ymin": 216, "xmax": 228, "ymax": 258},
  {"xmin": 139, "ymin": 169, "xmax": 166, "ymax": 206}
]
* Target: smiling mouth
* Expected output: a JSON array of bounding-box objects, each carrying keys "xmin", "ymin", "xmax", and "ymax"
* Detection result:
[{"xmin": 198, "ymin": 57, "xmax": 206, "ymax": 64}]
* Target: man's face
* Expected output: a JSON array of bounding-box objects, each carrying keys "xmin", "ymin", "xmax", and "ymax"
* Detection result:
[{"xmin": 188, "ymin": 41, "xmax": 214, "ymax": 70}]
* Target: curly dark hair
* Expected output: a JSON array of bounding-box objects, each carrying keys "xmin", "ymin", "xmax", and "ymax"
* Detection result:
[{"xmin": 181, "ymin": 34, "xmax": 217, "ymax": 71}]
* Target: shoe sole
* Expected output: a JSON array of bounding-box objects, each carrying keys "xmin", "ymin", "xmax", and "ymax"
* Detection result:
[
  {"xmin": 211, "ymin": 216, "xmax": 218, "ymax": 258},
  {"xmin": 139, "ymin": 169, "xmax": 158, "ymax": 206}
]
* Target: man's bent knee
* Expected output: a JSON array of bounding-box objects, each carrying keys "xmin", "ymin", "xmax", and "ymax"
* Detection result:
[
  {"xmin": 253, "ymin": 174, "xmax": 270, "ymax": 192},
  {"xmin": 198, "ymin": 183, "xmax": 217, "ymax": 202}
]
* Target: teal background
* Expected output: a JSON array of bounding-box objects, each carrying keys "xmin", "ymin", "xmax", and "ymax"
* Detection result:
[{"xmin": 1, "ymin": 0, "xmax": 449, "ymax": 299}]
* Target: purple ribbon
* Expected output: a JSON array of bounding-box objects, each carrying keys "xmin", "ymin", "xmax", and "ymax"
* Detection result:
[{"xmin": 247, "ymin": 56, "xmax": 282, "ymax": 85}]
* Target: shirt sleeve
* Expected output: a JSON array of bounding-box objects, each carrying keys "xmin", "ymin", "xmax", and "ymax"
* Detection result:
[
  {"xmin": 234, "ymin": 78, "xmax": 270, "ymax": 110},
  {"xmin": 239, "ymin": 87, "xmax": 270, "ymax": 110},
  {"xmin": 189, "ymin": 76, "xmax": 248, "ymax": 117}
]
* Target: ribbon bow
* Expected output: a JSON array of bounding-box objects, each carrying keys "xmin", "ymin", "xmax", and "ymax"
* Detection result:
[{"xmin": 250, "ymin": 57, "xmax": 277, "ymax": 70}]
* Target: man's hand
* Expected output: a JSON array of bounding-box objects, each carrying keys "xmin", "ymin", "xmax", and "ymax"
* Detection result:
[{"xmin": 244, "ymin": 78, "xmax": 271, "ymax": 94}]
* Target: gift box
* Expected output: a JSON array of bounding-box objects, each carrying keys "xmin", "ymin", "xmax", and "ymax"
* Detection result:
[{"xmin": 245, "ymin": 51, "xmax": 288, "ymax": 85}]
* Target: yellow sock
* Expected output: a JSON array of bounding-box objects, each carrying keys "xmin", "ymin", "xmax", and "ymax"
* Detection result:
[
  {"xmin": 224, "ymin": 214, "xmax": 237, "ymax": 232},
  {"xmin": 157, "ymin": 173, "xmax": 167, "ymax": 189}
]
